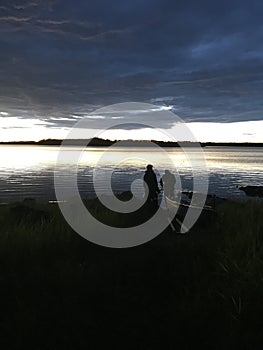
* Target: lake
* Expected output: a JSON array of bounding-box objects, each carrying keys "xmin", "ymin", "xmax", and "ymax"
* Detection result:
[{"xmin": 0, "ymin": 145, "xmax": 263, "ymax": 203}]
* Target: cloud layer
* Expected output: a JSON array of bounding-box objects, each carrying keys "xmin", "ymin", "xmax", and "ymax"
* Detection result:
[{"xmin": 0, "ymin": 0, "xmax": 263, "ymax": 131}]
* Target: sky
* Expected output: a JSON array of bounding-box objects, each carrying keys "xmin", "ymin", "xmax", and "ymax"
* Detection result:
[{"xmin": 0, "ymin": 0, "xmax": 263, "ymax": 142}]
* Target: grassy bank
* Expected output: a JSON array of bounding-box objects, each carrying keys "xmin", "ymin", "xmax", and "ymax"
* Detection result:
[{"xmin": 0, "ymin": 199, "xmax": 263, "ymax": 349}]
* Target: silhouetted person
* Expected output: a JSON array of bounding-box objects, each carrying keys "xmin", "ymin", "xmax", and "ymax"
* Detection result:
[
  {"xmin": 143, "ymin": 164, "xmax": 160, "ymax": 206},
  {"xmin": 160, "ymin": 170, "xmax": 176, "ymax": 199}
]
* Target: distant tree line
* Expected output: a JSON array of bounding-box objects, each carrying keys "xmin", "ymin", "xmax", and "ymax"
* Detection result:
[{"xmin": 0, "ymin": 138, "xmax": 263, "ymax": 147}]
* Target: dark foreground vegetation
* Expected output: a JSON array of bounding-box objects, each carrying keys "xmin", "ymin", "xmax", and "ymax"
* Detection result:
[{"xmin": 0, "ymin": 198, "xmax": 263, "ymax": 349}]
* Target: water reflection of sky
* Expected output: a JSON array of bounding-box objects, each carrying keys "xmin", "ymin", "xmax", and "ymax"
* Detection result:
[{"xmin": 0, "ymin": 146, "xmax": 263, "ymax": 202}]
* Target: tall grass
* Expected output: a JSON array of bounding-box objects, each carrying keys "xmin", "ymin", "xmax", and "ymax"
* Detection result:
[
  {"xmin": 0, "ymin": 199, "xmax": 262, "ymax": 348},
  {"xmin": 213, "ymin": 200, "xmax": 263, "ymax": 345}
]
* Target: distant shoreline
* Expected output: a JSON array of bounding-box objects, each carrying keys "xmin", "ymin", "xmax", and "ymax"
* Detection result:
[{"xmin": 1, "ymin": 138, "xmax": 263, "ymax": 147}]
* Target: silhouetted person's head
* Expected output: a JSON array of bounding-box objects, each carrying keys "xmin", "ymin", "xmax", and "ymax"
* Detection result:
[{"xmin": 146, "ymin": 164, "xmax": 153, "ymax": 171}]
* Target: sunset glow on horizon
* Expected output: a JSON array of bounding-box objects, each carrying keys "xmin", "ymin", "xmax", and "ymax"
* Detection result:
[{"xmin": 1, "ymin": 116, "xmax": 263, "ymax": 143}]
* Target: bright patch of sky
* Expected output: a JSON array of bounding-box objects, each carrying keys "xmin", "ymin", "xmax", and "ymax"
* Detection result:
[{"xmin": 1, "ymin": 115, "xmax": 262, "ymax": 143}]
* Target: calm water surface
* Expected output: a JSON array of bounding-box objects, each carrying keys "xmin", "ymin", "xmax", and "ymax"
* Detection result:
[{"xmin": 0, "ymin": 145, "xmax": 263, "ymax": 202}]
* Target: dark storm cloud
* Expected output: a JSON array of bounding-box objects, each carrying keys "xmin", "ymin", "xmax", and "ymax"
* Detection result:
[{"xmin": 0, "ymin": 0, "xmax": 263, "ymax": 129}]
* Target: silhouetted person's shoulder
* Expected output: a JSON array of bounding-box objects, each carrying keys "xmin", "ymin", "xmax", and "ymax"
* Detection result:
[{"xmin": 143, "ymin": 164, "xmax": 160, "ymax": 204}]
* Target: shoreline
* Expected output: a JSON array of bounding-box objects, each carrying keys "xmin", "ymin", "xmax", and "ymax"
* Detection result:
[
  {"xmin": 1, "ymin": 138, "xmax": 263, "ymax": 147},
  {"xmin": 2, "ymin": 186, "xmax": 263, "ymax": 205}
]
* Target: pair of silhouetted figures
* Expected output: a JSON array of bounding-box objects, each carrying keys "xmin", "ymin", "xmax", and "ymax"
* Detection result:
[{"xmin": 143, "ymin": 164, "xmax": 176, "ymax": 206}]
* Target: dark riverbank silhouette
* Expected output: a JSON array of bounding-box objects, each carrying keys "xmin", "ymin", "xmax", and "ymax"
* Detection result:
[
  {"xmin": 239, "ymin": 185, "xmax": 263, "ymax": 197},
  {"xmin": 1, "ymin": 138, "xmax": 263, "ymax": 147}
]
